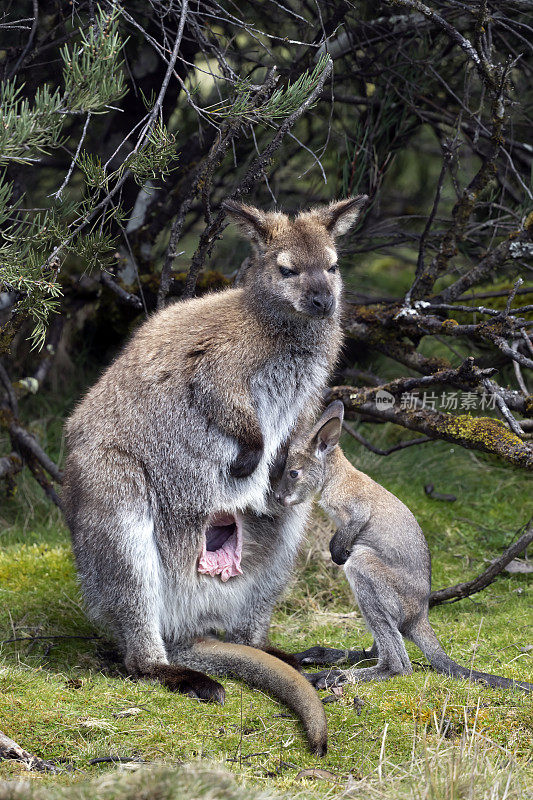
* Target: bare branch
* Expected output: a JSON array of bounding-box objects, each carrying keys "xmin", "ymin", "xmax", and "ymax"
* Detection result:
[
  {"xmin": 342, "ymin": 421, "xmax": 432, "ymax": 456},
  {"xmin": 0, "ymin": 452, "xmax": 22, "ymax": 479},
  {"xmin": 101, "ymin": 271, "xmax": 143, "ymax": 310}
]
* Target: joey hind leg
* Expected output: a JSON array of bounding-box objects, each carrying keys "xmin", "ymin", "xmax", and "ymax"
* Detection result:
[
  {"xmin": 345, "ymin": 555, "xmax": 413, "ymax": 682},
  {"xmin": 305, "ymin": 553, "xmax": 414, "ymax": 689}
]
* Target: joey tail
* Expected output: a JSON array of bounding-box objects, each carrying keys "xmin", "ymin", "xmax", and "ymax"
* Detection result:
[
  {"xmin": 409, "ymin": 619, "xmax": 533, "ymax": 693},
  {"xmin": 187, "ymin": 639, "xmax": 328, "ymax": 755}
]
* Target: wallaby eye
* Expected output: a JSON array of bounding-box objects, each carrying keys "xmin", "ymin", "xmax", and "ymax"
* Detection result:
[
  {"xmin": 289, "ymin": 469, "xmax": 300, "ymax": 479},
  {"xmin": 327, "ymin": 265, "xmax": 337, "ymax": 274},
  {"xmin": 279, "ymin": 266, "xmax": 297, "ymax": 278}
]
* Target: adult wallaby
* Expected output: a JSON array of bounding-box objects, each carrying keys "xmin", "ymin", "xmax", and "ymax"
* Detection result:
[
  {"xmin": 276, "ymin": 401, "xmax": 533, "ymax": 693},
  {"xmin": 62, "ymin": 197, "xmax": 368, "ymax": 755}
]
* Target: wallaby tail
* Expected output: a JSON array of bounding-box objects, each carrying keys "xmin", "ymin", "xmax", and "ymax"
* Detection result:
[
  {"xmin": 409, "ymin": 619, "xmax": 533, "ymax": 693},
  {"xmin": 188, "ymin": 639, "xmax": 328, "ymax": 755}
]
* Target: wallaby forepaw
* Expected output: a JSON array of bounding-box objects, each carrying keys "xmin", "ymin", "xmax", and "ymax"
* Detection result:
[
  {"xmin": 304, "ymin": 669, "xmax": 347, "ymax": 690},
  {"xmin": 229, "ymin": 445, "xmax": 263, "ymax": 479}
]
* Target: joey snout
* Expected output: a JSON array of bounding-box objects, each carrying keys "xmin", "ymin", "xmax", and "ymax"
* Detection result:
[
  {"xmin": 329, "ymin": 529, "xmax": 353, "ymax": 566},
  {"xmin": 274, "ymin": 491, "xmax": 295, "ymax": 507}
]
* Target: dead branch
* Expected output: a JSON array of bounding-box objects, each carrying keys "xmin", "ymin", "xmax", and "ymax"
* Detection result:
[
  {"xmin": 436, "ymin": 222, "xmax": 533, "ymax": 303},
  {"xmin": 429, "ymin": 522, "xmax": 533, "ymax": 606},
  {"xmin": 100, "ymin": 271, "xmax": 143, "ymax": 310},
  {"xmin": 329, "ymin": 385, "xmax": 533, "ymax": 470},
  {"xmin": 1, "ymin": 405, "xmax": 63, "ymax": 484},
  {"xmin": 0, "ymin": 452, "xmax": 22, "ymax": 479},
  {"xmin": 0, "ymin": 730, "xmax": 61, "ymax": 773}
]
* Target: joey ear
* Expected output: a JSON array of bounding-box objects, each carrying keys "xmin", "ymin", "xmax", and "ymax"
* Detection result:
[
  {"xmin": 222, "ymin": 200, "xmax": 270, "ymax": 244},
  {"xmin": 311, "ymin": 400, "xmax": 345, "ymax": 437},
  {"xmin": 314, "ymin": 195, "xmax": 368, "ymax": 238},
  {"xmin": 313, "ymin": 417, "xmax": 342, "ymax": 458},
  {"xmin": 310, "ymin": 400, "xmax": 344, "ymax": 458}
]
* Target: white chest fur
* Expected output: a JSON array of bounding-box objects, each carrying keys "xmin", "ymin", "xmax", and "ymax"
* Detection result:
[{"xmin": 217, "ymin": 352, "xmax": 328, "ymax": 514}]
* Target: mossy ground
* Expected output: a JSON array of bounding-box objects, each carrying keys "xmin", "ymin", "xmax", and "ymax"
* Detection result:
[{"xmin": 0, "ymin": 424, "xmax": 532, "ymax": 797}]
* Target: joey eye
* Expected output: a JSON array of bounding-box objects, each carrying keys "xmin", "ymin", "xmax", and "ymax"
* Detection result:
[
  {"xmin": 279, "ymin": 266, "xmax": 297, "ymax": 278},
  {"xmin": 327, "ymin": 265, "xmax": 337, "ymax": 274},
  {"xmin": 289, "ymin": 469, "xmax": 300, "ymax": 479}
]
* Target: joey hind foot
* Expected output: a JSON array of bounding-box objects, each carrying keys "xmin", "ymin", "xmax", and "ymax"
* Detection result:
[
  {"xmin": 304, "ymin": 668, "xmax": 347, "ymax": 690},
  {"xmin": 151, "ymin": 665, "xmax": 225, "ymax": 704},
  {"xmin": 346, "ymin": 664, "xmax": 412, "ymax": 683},
  {"xmin": 229, "ymin": 443, "xmax": 263, "ymax": 479}
]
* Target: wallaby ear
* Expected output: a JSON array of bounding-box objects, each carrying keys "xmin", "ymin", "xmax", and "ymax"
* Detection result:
[
  {"xmin": 310, "ymin": 400, "xmax": 344, "ymax": 458},
  {"xmin": 313, "ymin": 195, "xmax": 368, "ymax": 238},
  {"xmin": 222, "ymin": 199, "xmax": 270, "ymax": 244}
]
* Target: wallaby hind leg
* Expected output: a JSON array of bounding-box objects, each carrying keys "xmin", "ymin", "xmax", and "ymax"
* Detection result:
[
  {"xmin": 348, "ymin": 556, "xmax": 412, "ymax": 678},
  {"xmin": 121, "ymin": 615, "xmax": 225, "ymax": 704},
  {"xmin": 71, "ymin": 503, "xmax": 225, "ymax": 704}
]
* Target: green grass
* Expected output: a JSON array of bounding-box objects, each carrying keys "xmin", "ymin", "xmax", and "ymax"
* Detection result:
[{"xmin": 1, "ymin": 426, "xmax": 532, "ymax": 797}]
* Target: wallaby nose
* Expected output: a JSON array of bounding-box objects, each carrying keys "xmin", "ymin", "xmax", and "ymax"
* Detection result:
[
  {"xmin": 275, "ymin": 493, "xmax": 288, "ymax": 506},
  {"xmin": 310, "ymin": 292, "xmax": 334, "ymax": 316}
]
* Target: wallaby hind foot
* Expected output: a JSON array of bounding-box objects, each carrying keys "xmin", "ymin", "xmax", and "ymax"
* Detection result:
[
  {"xmin": 305, "ymin": 662, "xmax": 413, "ymax": 690},
  {"xmin": 263, "ymin": 645, "xmax": 303, "ymax": 672},
  {"xmin": 346, "ymin": 663, "xmax": 413, "ymax": 684},
  {"xmin": 295, "ymin": 643, "xmax": 378, "ymax": 667},
  {"xmin": 147, "ymin": 664, "xmax": 225, "ymax": 704},
  {"xmin": 304, "ymin": 667, "xmax": 347, "ymax": 689}
]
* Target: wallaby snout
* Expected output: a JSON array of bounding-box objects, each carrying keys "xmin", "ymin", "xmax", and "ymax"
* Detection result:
[{"xmin": 305, "ymin": 286, "xmax": 335, "ymax": 318}]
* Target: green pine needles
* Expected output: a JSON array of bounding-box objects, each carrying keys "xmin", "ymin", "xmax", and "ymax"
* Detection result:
[
  {"xmin": 207, "ymin": 55, "xmax": 331, "ymax": 123},
  {"xmin": 0, "ymin": 5, "xmax": 128, "ymax": 350}
]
